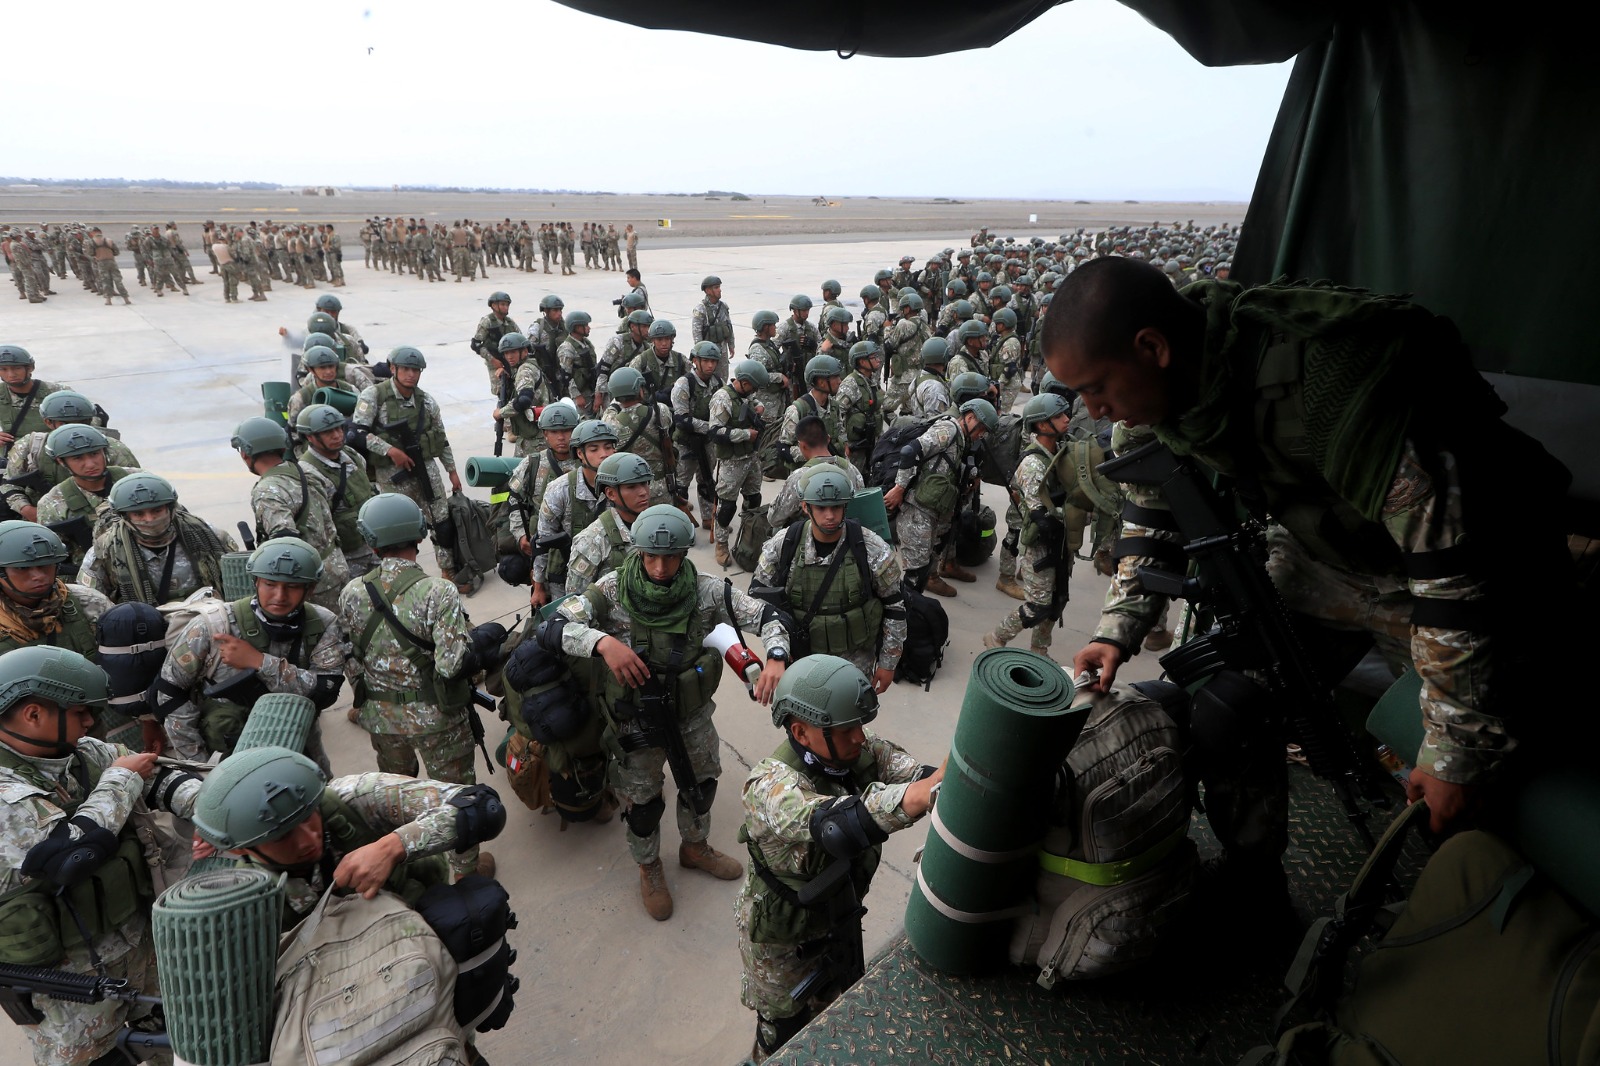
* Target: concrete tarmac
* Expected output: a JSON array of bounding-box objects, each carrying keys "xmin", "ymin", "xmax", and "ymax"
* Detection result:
[{"xmin": 0, "ymin": 238, "xmax": 1168, "ymax": 1066}]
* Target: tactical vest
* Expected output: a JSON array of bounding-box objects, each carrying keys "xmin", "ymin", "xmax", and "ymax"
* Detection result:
[
  {"xmin": 200, "ymin": 597, "xmax": 328, "ymax": 756},
  {"xmin": 636, "ymin": 350, "xmax": 685, "ymax": 399},
  {"xmin": 57, "ymin": 467, "xmax": 133, "ymax": 523},
  {"xmin": 739, "ymin": 739, "xmax": 882, "ymax": 946},
  {"xmin": 319, "ymin": 450, "xmax": 376, "ymax": 553},
  {"xmin": 779, "ymin": 522, "xmax": 884, "ymax": 657},
  {"xmin": 0, "ymin": 748, "xmax": 155, "ymax": 966},
  {"xmin": 0, "ymin": 588, "xmax": 98, "ymax": 659},
  {"xmin": 375, "ymin": 380, "xmax": 446, "ymax": 460},
  {"xmin": 547, "ymin": 470, "xmax": 606, "ymax": 586},
  {"xmin": 1017, "ymin": 442, "xmax": 1063, "ymax": 548},
  {"xmin": 592, "ymin": 581, "xmax": 723, "ymax": 717},
  {"xmin": 792, "ymin": 393, "xmax": 843, "ymax": 451},
  {"xmin": 355, "ymin": 568, "xmax": 471, "ymax": 710},
  {"xmin": 95, "ymin": 508, "xmax": 227, "ymax": 606},
  {"xmin": 842, "ymin": 371, "xmax": 880, "ymax": 452},
  {"xmin": 564, "ymin": 338, "xmax": 598, "ymax": 394},
  {"xmin": 673, "ymin": 374, "xmax": 716, "ymax": 448},
  {"xmin": 701, "ymin": 302, "xmax": 733, "ymax": 344},
  {"xmin": 988, "ymin": 334, "xmax": 1021, "ymax": 382},
  {"xmin": 316, "ymin": 788, "xmax": 448, "ymax": 907},
  {"xmin": 612, "ymin": 403, "xmax": 670, "ymax": 476},
  {"xmin": 910, "ymin": 421, "xmax": 963, "ymax": 515},
  {"xmin": 590, "ymin": 510, "xmax": 632, "ymax": 580},
  {"xmin": 503, "ymin": 368, "xmax": 542, "ymax": 444},
  {"xmin": 712, "ymin": 386, "xmax": 757, "ymax": 460}
]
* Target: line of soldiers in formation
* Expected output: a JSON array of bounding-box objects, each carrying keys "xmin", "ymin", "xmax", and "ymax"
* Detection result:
[{"xmin": 358, "ymin": 217, "xmax": 641, "ymax": 281}]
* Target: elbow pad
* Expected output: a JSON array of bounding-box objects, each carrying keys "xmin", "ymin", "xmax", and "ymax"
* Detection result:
[
  {"xmin": 146, "ymin": 674, "xmax": 192, "ymax": 723},
  {"xmin": 536, "ymin": 615, "xmax": 567, "ymax": 655},
  {"xmin": 450, "ymin": 784, "xmax": 507, "ymax": 849},
  {"xmin": 809, "ymin": 795, "xmax": 890, "ymax": 860},
  {"xmin": 310, "ymin": 673, "xmax": 344, "ymax": 711},
  {"xmin": 22, "ymin": 815, "xmax": 120, "ymax": 888},
  {"xmin": 899, "ymin": 441, "xmax": 923, "ymax": 466}
]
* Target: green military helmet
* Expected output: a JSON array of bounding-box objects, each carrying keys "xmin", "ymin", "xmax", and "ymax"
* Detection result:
[
  {"xmin": 314, "ymin": 294, "xmax": 342, "ymax": 313},
  {"xmin": 751, "ymin": 310, "xmax": 780, "ymax": 332},
  {"xmin": 822, "ymin": 307, "xmax": 853, "ymax": 327},
  {"xmin": 821, "ymin": 279, "xmax": 841, "ymax": 298},
  {"xmin": 0, "ymin": 645, "xmax": 111, "ymax": 716},
  {"xmin": 626, "ymin": 308, "xmax": 654, "ymax": 328},
  {"xmin": 356, "ymin": 492, "xmax": 428, "ymax": 549},
  {"xmin": 39, "ymin": 390, "xmax": 95, "ymax": 424},
  {"xmin": 733, "ymin": 359, "xmax": 770, "ymax": 389},
  {"xmin": 691, "ymin": 341, "xmax": 722, "ymax": 363},
  {"xmin": 975, "ymin": 270, "xmax": 995, "ymax": 285},
  {"xmin": 859, "ymin": 284, "xmax": 882, "ymax": 303},
  {"xmin": 306, "ymin": 311, "xmax": 339, "ymax": 337},
  {"xmin": 950, "ymin": 372, "xmax": 991, "ymax": 405},
  {"xmin": 620, "ymin": 292, "xmax": 647, "ymax": 313},
  {"xmin": 1022, "ymin": 392, "xmax": 1072, "ymax": 428},
  {"xmin": 959, "ymin": 397, "xmax": 999, "ymax": 432},
  {"xmin": 388, "ymin": 345, "xmax": 427, "ymax": 370},
  {"xmin": 919, "ymin": 337, "xmax": 950, "ymax": 367},
  {"xmin": 608, "ymin": 366, "xmax": 645, "ymax": 398},
  {"xmin": 993, "ymin": 307, "xmax": 1018, "ymax": 331},
  {"xmin": 1016, "ymin": 273, "xmax": 1036, "ymax": 288},
  {"xmin": 304, "ymin": 332, "xmax": 340, "ymax": 354},
  {"xmin": 538, "ymin": 403, "xmax": 581, "ymax": 430},
  {"xmin": 898, "ymin": 292, "xmax": 923, "ymax": 311},
  {"xmin": 951, "ymin": 299, "xmax": 975, "ymax": 321},
  {"xmin": 701, "ymin": 275, "xmax": 722, "ymax": 290},
  {"xmin": 0, "ymin": 345, "xmax": 35, "ymax": 368},
  {"xmin": 0, "ymin": 520, "xmax": 68, "ymax": 568},
  {"xmin": 192, "ymin": 746, "xmax": 326, "ymax": 850},
  {"xmin": 538, "ymin": 294, "xmax": 564, "ymax": 312},
  {"xmin": 848, "ymin": 340, "xmax": 880, "ymax": 366},
  {"xmin": 946, "ymin": 279, "xmax": 968, "ymax": 298},
  {"xmin": 488, "ymin": 290, "xmax": 512, "ymax": 306},
  {"xmin": 802, "ymin": 468, "xmax": 854, "ymax": 505},
  {"xmin": 230, "ymin": 416, "xmax": 288, "ymax": 458},
  {"xmin": 108, "ymin": 473, "xmax": 178, "ymax": 513},
  {"xmin": 646, "ymin": 319, "xmax": 676, "ymax": 340},
  {"xmin": 788, "ymin": 294, "xmax": 813, "ymax": 312},
  {"xmin": 1038, "ymin": 293, "xmax": 1054, "ymax": 308},
  {"xmin": 990, "ymin": 285, "xmax": 1013, "ymax": 304},
  {"xmin": 873, "ymin": 269, "xmax": 893, "ymax": 285},
  {"xmin": 45, "ymin": 424, "xmax": 110, "ymax": 461},
  {"xmin": 958, "ymin": 320, "xmax": 989, "ymax": 342},
  {"xmin": 768, "ymin": 652, "xmax": 878, "ymax": 729},
  {"xmin": 1039, "ymin": 370, "xmax": 1074, "ymax": 397},
  {"xmin": 595, "ymin": 452, "xmax": 654, "ymax": 488},
  {"xmin": 804, "ymin": 354, "xmax": 843, "ymax": 386},
  {"xmin": 302, "ymin": 344, "xmax": 339, "ymax": 369},
  {"xmin": 497, "ymin": 331, "xmax": 530, "ymax": 353},
  {"xmin": 295, "ymin": 403, "xmax": 346, "ymax": 437},
  {"xmin": 630, "ymin": 503, "xmax": 695, "ymax": 554},
  {"xmin": 566, "ymin": 310, "xmax": 592, "ymax": 330},
  {"xmin": 571, "ymin": 419, "xmax": 619, "ymax": 450},
  {"xmin": 247, "ymin": 537, "xmax": 323, "ymax": 585}
]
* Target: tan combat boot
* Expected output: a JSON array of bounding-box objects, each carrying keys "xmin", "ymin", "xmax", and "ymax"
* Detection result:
[
  {"xmin": 925, "ymin": 574, "xmax": 957, "ymax": 597},
  {"xmin": 639, "ymin": 860, "xmax": 674, "ymax": 920},
  {"xmin": 715, "ymin": 542, "xmax": 732, "ymax": 568},
  {"xmin": 941, "ymin": 561, "xmax": 976, "ymax": 583},
  {"xmin": 679, "ymin": 840, "xmax": 742, "ymax": 880},
  {"xmin": 982, "ymin": 632, "xmax": 1007, "ymax": 649},
  {"xmin": 1144, "ymin": 625, "xmax": 1174, "ymax": 652},
  {"xmin": 995, "ymin": 575, "xmax": 1025, "ymax": 600}
]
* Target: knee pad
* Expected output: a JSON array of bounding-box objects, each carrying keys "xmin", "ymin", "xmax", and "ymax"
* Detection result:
[
  {"xmin": 1002, "ymin": 529, "xmax": 1020, "ymax": 555},
  {"xmin": 742, "ymin": 492, "xmax": 763, "ymax": 511},
  {"xmin": 717, "ymin": 498, "xmax": 738, "ymax": 526},
  {"xmin": 1017, "ymin": 601, "xmax": 1050, "ymax": 628},
  {"xmin": 623, "ymin": 793, "xmax": 667, "ymax": 837},
  {"xmin": 677, "ymin": 777, "xmax": 717, "ymax": 817}
]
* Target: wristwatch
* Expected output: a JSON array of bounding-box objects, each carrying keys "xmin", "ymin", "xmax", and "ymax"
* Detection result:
[{"xmin": 766, "ymin": 649, "xmax": 789, "ymax": 663}]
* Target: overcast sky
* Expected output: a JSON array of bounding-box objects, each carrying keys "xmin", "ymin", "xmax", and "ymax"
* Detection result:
[{"xmin": 4, "ymin": 0, "xmax": 1292, "ymax": 200}]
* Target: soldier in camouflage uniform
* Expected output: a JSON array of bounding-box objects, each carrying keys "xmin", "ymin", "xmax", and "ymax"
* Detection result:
[
  {"xmin": 989, "ymin": 308, "xmax": 1026, "ymax": 414},
  {"xmin": 36, "ymin": 427, "xmax": 139, "ymax": 579},
  {"xmin": 77, "ymin": 474, "xmax": 234, "ymax": 608},
  {"xmin": 768, "ymin": 424, "xmax": 863, "ymax": 532},
  {"xmin": 776, "ymin": 355, "xmax": 846, "ymax": 475},
  {"xmin": 230, "ymin": 227, "xmax": 269, "ymax": 300},
  {"xmin": 191, "ymin": 745, "xmax": 504, "ymax": 924},
  {"xmin": 295, "ymin": 404, "xmax": 380, "ymax": 577},
  {"xmin": 745, "ymin": 311, "xmax": 790, "ymax": 473},
  {"xmin": 528, "ymin": 294, "xmax": 569, "ymax": 389},
  {"xmin": 671, "ymin": 343, "xmax": 723, "ymax": 532},
  {"xmin": 526, "ymin": 419, "xmax": 615, "ymax": 606},
  {"xmin": 629, "ymin": 318, "xmax": 687, "ymax": 408},
  {"xmin": 85, "ymin": 228, "xmax": 130, "ymax": 306},
  {"xmin": 983, "ymin": 394, "xmax": 1075, "ymax": 657},
  {"xmin": 885, "ymin": 399, "xmax": 996, "ymax": 595},
  {"xmin": 549, "ymin": 504, "xmax": 789, "ymax": 919},
  {"xmin": 833, "ymin": 340, "xmax": 883, "ymax": 484},
  {"xmin": 148, "ymin": 538, "xmax": 345, "ymax": 772},
  {"xmin": 4, "ymin": 392, "xmax": 138, "ymax": 523},
  {"xmin": 708, "ymin": 360, "xmax": 769, "ymax": 568},
  {"xmin": 560, "ymin": 452, "xmax": 652, "ymax": 598},
  {"xmin": 233, "ymin": 416, "xmax": 351, "ymax": 611},
  {"xmin": 142, "ymin": 225, "xmax": 187, "ymax": 297},
  {"xmin": 505, "ymin": 403, "xmax": 579, "ymax": 554},
  {"xmin": 557, "ymin": 311, "xmax": 600, "ymax": 415},
  {"xmin": 752, "ymin": 470, "xmax": 906, "ymax": 690},
  {"xmin": 817, "ymin": 279, "xmax": 844, "ymax": 322},
  {"xmin": 882, "ymin": 292, "xmax": 932, "ymax": 418},
  {"xmin": 6, "ymin": 230, "xmax": 46, "ymax": 302},
  {"xmin": 283, "ymin": 346, "xmax": 359, "ymax": 432},
  {"xmin": 599, "ymin": 304, "xmax": 652, "ymax": 409},
  {"xmin": 352, "ymin": 347, "xmax": 471, "ymax": 592},
  {"xmin": 470, "ymin": 291, "xmax": 520, "ymax": 395},
  {"xmin": 0, "ymin": 647, "xmax": 204, "ymax": 1066},
  {"xmin": 858, "ymin": 285, "xmax": 888, "ymax": 347},
  {"xmin": 906, "ymin": 338, "xmax": 953, "ymax": 419},
  {"xmin": 601, "ymin": 367, "xmax": 677, "ymax": 508},
  {"xmin": 0, "ymin": 523, "xmax": 113, "ymax": 686},
  {"xmin": 773, "ymin": 296, "xmax": 819, "ymax": 404},
  {"xmin": 339, "ymin": 494, "xmax": 503, "ymax": 878},
  {"xmin": 496, "ymin": 333, "xmax": 550, "ymax": 459},
  {"xmin": 817, "ymin": 306, "xmax": 854, "ymax": 361},
  {"xmin": 0, "ymin": 346, "xmax": 65, "ymax": 456},
  {"xmin": 691, "ymin": 275, "xmax": 736, "ymax": 380},
  {"xmin": 736, "ymin": 654, "xmax": 941, "ymax": 1061}
]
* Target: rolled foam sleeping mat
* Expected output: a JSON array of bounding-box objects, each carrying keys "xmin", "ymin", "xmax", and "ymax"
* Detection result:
[
  {"xmin": 312, "ymin": 385, "xmax": 358, "ymax": 416},
  {"xmin": 219, "ymin": 552, "xmax": 253, "ymax": 600},
  {"xmin": 905, "ymin": 648, "xmax": 1087, "ymax": 973},
  {"xmin": 233, "ymin": 692, "xmax": 318, "ymax": 754},
  {"xmin": 153, "ymin": 868, "xmax": 282, "ymax": 1066},
  {"xmin": 466, "ymin": 455, "xmax": 521, "ymax": 489},
  {"xmin": 260, "ymin": 381, "xmax": 291, "ymax": 425}
]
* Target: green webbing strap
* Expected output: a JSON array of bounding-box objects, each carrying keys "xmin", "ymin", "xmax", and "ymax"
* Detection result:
[{"xmin": 1036, "ymin": 825, "xmax": 1188, "ymax": 887}]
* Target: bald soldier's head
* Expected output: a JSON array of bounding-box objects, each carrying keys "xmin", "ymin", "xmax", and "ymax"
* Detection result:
[{"xmin": 1039, "ymin": 256, "xmax": 1205, "ymax": 428}]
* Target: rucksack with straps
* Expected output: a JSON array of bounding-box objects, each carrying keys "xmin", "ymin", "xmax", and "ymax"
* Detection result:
[
  {"xmin": 748, "ymin": 519, "xmax": 876, "ymax": 661},
  {"xmin": 977, "ymin": 412, "xmax": 1027, "ymax": 489},
  {"xmin": 893, "ymin": 585, "xmax": 947, "ymax": 689},
  {"xmin": 867, "ymin": 415, "xmax": 936, "ymax": 493},
  {"xmin": 446, "ymin": 491, "xmax": 498, "ymax": 580},
  {"xmin": 731, "ymin": 501, "xmax": 772, "ymax": 573},
  {"xmin": 954, "ymin": 502, "xmax": 997, "ymax": 567}
]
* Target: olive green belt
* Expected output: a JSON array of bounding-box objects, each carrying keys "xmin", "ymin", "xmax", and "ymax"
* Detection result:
[{"xmin": 1037, "ymin": 826, "xmax": 1187, "ymax": 887}]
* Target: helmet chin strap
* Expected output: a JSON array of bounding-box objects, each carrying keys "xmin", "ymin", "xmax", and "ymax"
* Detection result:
[{"xmin": 1, "ymin": 702, "xmax": 77, "ymax": 757}]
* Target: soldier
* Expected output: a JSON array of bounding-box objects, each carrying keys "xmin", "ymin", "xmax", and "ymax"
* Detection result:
[
  {"xmin": 36, "ymin": 426, "xmax": 136, "ymax": 578},
  {"xmin": 190, "ymin": 745, "xmax": 504, "ymax": 923},
  {"xmin": 77, "ymin": 473, "xmax": 235, "ymax": 607},
  {"xmin": 559, "ymin": 223, "xmax": 576, "ymax": 275},
  {"xmin": 0, "ymin": 523, "xmax": 112, "ymax": 672},
  {"xmin": 891, "ymin": 255, "xmax": 916, "ymax": 293},
  {"xmin": 295, "ymin": 404, "xmax": 379, "ymax": 577},
  {"xmin": 352, "ymin": 347, "xmax": 473, "ymax": 594},
  {"xmin": 7, "ymin": 229, "xmax": 46, "ymax": 302},
  {"xmin": 906, "ymin": 338, "xmax": 953, "ymax": 419},
  {"xmin": 621, "ymin": 267, "xmax": 650, "ymax": 313},
  {"xmin": 602, "ymin": 366, "xmax": 677, "ymax": 508},
  {"xmin": 773, "ymin": 296, "xmax": 819, "ymax": 403},
  {"xmin": 471, "ymin": 291, "xmax": 520, "ymax": 394},
  {"xmin": 511, "ymin": 403, "xmax": 580, "ymax": 534},
  {"xmin": 167, "ymin": 221, "xmax": 200, "ymax": 285},
  {"xmin": 147, "ymin": 537, "xmax": 344, "ymax": 771},
  {"xmin": 884, "ymin": 398, "xmax": 997, "ymax": 596},
  {"xmin": 818, "ymin": 279, "xmax": 844, "ymax": 321},
  {"xmin": 743, "ymin": 311, "xmax": 789, "ymax": 474},
  {"xmin": 144, "ymin": 224, "xmax": 187, "ymax": 297},
  {"xmin": 736, "ymin": 654, "xmax": 942, "ymax": 1061},
  {"xmin": 949, "ymin": 318, "xmax": 990, "ymax": 382},
  {"xmin": 817, "ymin": 307, "xmax": 854, "ymax": 359},
  {"xmin": 708, "ymin": 359, "xmax": 769, "ymax": 569},
  {"xmin": 600, "ymin": 307, "xmax": 654, "ymax": 410},
  {"xmin": 232, "ymin": 416, "xmax": 351, "ymax": 611},
  {"xmin": 776, "ymin": 355, "xmax": 846, "ymax": 476},
  {"xmin": 449, "ymin": 220, "xmax": 472, "ymax": 282},
  {"xmin": 983, "ymin": 394, "xmax": 1075, "ymax": 658},
  {"xmin": 768, "ymin": 419, "xmax": 863, "ymax": 531},
  {"xmin": 284, "ymin": 346, "xmax": 357, "ymax": 431},
  {"xmin": 692, "ymin": 275, "xmax": 736, "ymax": 379},
  {"xmin": 4, "ymin": 391, "xmax": 137, "ymax": 522},
  {"xmin": 556, "ymin": 310, "xmax": 600, "ymax": 415},
  {"xmin": 882, "ymin": 293, "xmax": 932, "ymax": 417},
  {"xmin": 629, "ymin": 318, "xmax": 687, "ymax": 406},
  {"xmin": 539, "ymin": 223, "xmax": 556, "ymax": 274},
  {"xmin": 556, "ymin": 452, "xmax": 644, "ymax": 598},
  {"xmin": 604, "ymin": 224, "xmax": 622, "ymax": 270},
  {"xmin": 0, "ymin": 646, "xmax": 205, "ymax": 1066},
  {"xmin": 0, "ymin": 346, "xmax": 65, "ymax": 460},
  {"xmin": 834, "ymin": 340, "xmax": 883, "ymax": 484},
  {"xmin": 525, "ymin": 419, "xmax": 615, "ymax": 605},
  {"xmin": 989, "ymin": 307, "xmax": 1026, "ymax": 414},
  {"xmin": 495, "ymin": 333, "xmax": 549, "ymax": 459},
  {"xmin": 528, "ymin": 294, "xmax": 568, "ymax": 389},
  {"xmin": 859, "ymin": 285, "xmax": 888, "ymax": 346},
  {"xmin": 339, "ymin": 493, "xmax": 504, "ymax": 875},
  {"xmin": 624, "ymin": 223, "xmax": 638, "ymax": 272},
  {"xmin": 231, "ymin": 226, "xmax": 269, "ymax": 300},
  {"xmin": 548, "ymin": 504, "xmax": 789, "ymax": 918},
  {"xmin": 672, "ymin": 342, "xmax": 723, "ymax": 533},
  {"xmin": 83, "ymin": 228, "xmax": 130, "ymax": 306}
]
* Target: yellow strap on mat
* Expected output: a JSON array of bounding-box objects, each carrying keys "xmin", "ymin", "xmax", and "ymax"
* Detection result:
[{"xmin": 1038, "ymin": 826, "xmax": 1187, "ymax": 886}]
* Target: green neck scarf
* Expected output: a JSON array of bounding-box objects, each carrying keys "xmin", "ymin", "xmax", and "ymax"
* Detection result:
[{"xmin": 617, "ymin": 552, "xmax": 697, "ymax": 634}]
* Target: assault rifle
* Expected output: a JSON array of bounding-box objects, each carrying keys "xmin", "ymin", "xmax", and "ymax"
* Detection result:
[
  {"xmin": 490, "ymin": 352, "xmax": 514, "ymax": 458},
  {"xmin": 627, "ymin": 671, "xmax": 705, "ymax": 814},
  {"xmin": 788, "ymin": 857, "xmax": 867, "ymax": 1004},
  {"xmin": 1098, "ymin": 439, "xmax": 1379, "ymax": 847},
  {"xmin": 0, "ymin": 962, "xmax": 169, "ymax": 1056},
  {"xmin": 379, "ymin": 415, "xmax": 435, "ymax": 503}
]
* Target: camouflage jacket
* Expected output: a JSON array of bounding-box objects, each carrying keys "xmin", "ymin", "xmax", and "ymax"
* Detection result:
[
  {"xmin": 251, "ymin": 460, "xmax": 351, "ymax": 602},
  {"xmin": 894, "ymin": 417, "xmax": 967, "ymax": 490},
  {"xmin": 0, "ymin": 379, "xmax": 66, "ymax": 443},
  {"xmin": 744, "ymin": 338, "xmax": 790, "ymax": 414},
  {"xmin": 769, "ymin": 457, "xmax": 862, "ymax": 531},
  {"xmin": 354, "ymin": 382, "xmax": 458, "ymax": 477},
  {"xmin": 778, "ymin": 392, "xmax": 845, "ymax": 457},
  {"xmin": 602, "ymin": 400, "xmax": 674, "ymax": 480},
  {"xmin": 599, "ymin": 332, "xmax": 649, "ymax": 393},
  {"xmin": 908, "ymin": 372, "xmax": 952, "ymax": 419},
  {"xmin": 708, "ymin": 386, "xmax": 763, "ymax": 446},
  {"xmin": 471, "ymin": 311, "xmax": 520, "ymax": 359},
  {"xmin": 861, "ymin": 307, "xmax": 888, "ymax": 346},
  {"xmin": 562, "ymin": 508, "xmax": 630, "ymax": 595},
  {"xmin": 77, "ymin": 514, "xmax": 238, "ymax": 605},
  {"xmin": 557, "ymin": 335, "xmax": 599, "ymax": 409},
  {"xmin": 4, "ymin": 433, "xmax": 138, "ymax": 511},
  {"xmin": 751, "ymin": 521, "xmax": 906, "ymax": 671},
  {"xmin": 508, "ymin": 449, "xmax": 572, "ymax": 545},
  {"xmin": 671, "ymin": 370, "xmax": 723, "ymax": 440},
  {"xmin": 773, "ymin": 318, "xmax": 820, "ymax": 371},
  {"xmin": 691, "ymin": 298, "xmax": 734, "ymax": 349}
]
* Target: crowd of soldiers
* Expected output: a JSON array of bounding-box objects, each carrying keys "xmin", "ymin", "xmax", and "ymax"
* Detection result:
[{"xmin": 359, "ymin": 218, "xmax": 640, "ymax": 281}]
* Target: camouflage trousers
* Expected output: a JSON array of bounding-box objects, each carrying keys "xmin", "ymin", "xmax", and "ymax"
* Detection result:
[
  {"xmin": 149, "ymin": 254, "xmax": 184, "ymax": 294},
  {"xmin": 219, "ymin": 261, "xmax": 241, "ymax": 301},
  {"xmin": 452, "ymin": 245, "xmax": 472, "ymax": 279},
  {"xmin": 611, "ymin": 698, "xmax": 721, "ymax": 864},
  {"xmin": 738, "ymin": 925, "xmax": 832, "ymax": 1026},
  {"xmin": 368, "ymin": 721, "xmax": 480, "ymax": 877},
  {"xmin": 26, "ymin": 935, "xmax": 167, "ymax": 1066},
  {"xmin": 991, "ymin": 543, "xmax": 1064, "ymax": 651},
  {"xmin": 647, "ymin": 477, "xmax": 674, "ymax": 509},
  {"xmin": 998, "ymin": 374, "xmax": 1025, "ymax": 417},
  {"xmin": 884, "ymin": 370, "xmax": 916, "ymax": 419},
  {"xmin": 892, "ymin": 499, "xmax": 953, "ymax": 571},
  {"xmin": 327, "ymin": 252, "xmax": 344, "ymax": 285},
  {"xmin": 997, "ymin": 499, "xmax": 1022, "ymax": 580},
  {"xmin": 675, "ymin": 446, "xmax": 716, "ymax": 512},
  {"xmin": 94, "ymin": 259, "xmax": 128, "ymax": 300},
  {"xmin": 714, "ymin": 457, "xmax": 762, "ymax": 547},
  {"xmin": 377, "ymin": 462, "xmax": 456, "ymax": 572},
  {"xmin": 11, "ymin": 259, "xmax": 41, "ymax": 299}
]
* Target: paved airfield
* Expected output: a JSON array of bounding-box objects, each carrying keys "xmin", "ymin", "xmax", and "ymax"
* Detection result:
[{"xmin": 0, "ymin": 219, "xmax": 1210, "ymax": 1065}]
